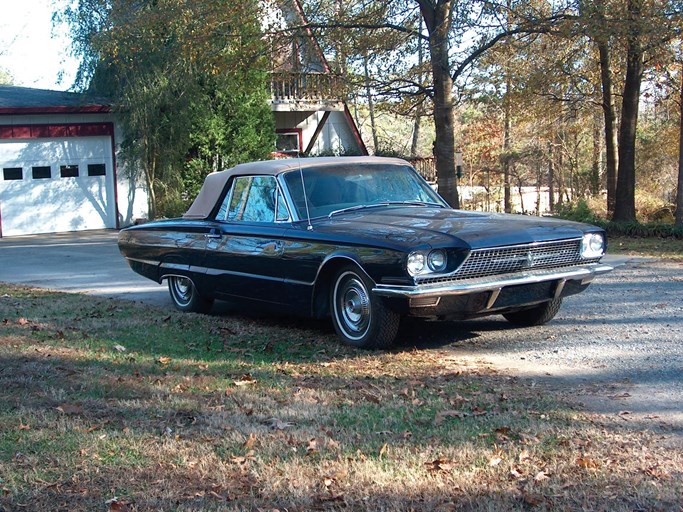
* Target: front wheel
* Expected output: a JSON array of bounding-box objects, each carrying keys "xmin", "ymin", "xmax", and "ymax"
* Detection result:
[
  {"xmin": 167, "ymin": 276, "xmax": 213, "ymax": 313},
  {"xmin": 330, "ymin": 266, "xmax": 400, "ymax": 349},
  {"xmin": 503, "ymin": 298, "xmax": 563, "ymax": 327}
]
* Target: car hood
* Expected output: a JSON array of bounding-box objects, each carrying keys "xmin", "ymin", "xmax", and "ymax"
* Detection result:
[{"xmin": 311, "ymin": 207, "xmax": 596, "ymax": 250}]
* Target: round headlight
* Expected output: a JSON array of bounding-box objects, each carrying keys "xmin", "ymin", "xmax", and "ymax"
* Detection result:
[
  {"xmin": 407, "ymin": 252, "xmax": 426, "ymax": 276},
  {"xmin": 582, "ymin": 233, "xmax": 604, "ymax": 258},
  {"xmin": 427, "ymin": 250, "xmax": 447, "ymax": 272}
]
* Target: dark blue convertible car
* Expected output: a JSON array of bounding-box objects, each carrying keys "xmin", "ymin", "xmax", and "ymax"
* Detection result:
[{"xmin": 118, "ymin": 156, "xmax": 613, "ymax": 348}]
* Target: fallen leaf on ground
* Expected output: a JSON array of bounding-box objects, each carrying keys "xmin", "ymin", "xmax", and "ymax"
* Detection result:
[
  {"xmin": 106, "ymin": 498, "xmax": 132, "ymax": 512},
  {"xmin": 243, "ymin": 433, "xmax": 257, "ymax": 449},
  {"xmin": 489, "ymin": 456, "xmax": 503, "ymax": 467},
  {"xmin": 425, "ymin": 458, "xmax": 454, "ymax": 473},
  {"xmin": 234, "ymin": 374, "xmax": 257, "ymax": 386},
  {"xmin": 509, "ymin": 467, "xmax": 523, "ymax": 479},
  {"xmin": 576, "ymin": 456, "xmax": 600, "ymax": 469},
  {"xmin": 534, "ymin": 470, "xmax": 550, "ymax": 482},
  {"xmin": 231, "ymin": 450, "xmax": 255, "ymax": 465},
  {"xmin": 435, "ymin": 410, "xmax": 467, "ymax": 426}
]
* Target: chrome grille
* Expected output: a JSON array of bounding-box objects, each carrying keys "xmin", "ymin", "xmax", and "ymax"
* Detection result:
[{"xmin": 417, "ymin": 239, "xmax": 596, "ymax": 285}]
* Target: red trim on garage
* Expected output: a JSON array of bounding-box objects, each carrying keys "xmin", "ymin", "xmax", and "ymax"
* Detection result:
[
  {"xmin": 0, "ymin": 105, "xmax": 111, "ymax": 115},
  {"xmin": 0, "ymin": 123, "xmax": 114, "ymax": 139}
]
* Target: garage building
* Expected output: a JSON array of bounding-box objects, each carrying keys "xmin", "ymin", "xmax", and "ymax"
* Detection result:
[{"xmin": 0, "ymin": 85, "xmax": 147, "ymax": 237}]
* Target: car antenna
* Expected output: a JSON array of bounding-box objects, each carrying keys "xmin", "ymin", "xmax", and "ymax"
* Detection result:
[{"xmin": 296, "ymin": 151, "xmax": 313, "ymax": 231}]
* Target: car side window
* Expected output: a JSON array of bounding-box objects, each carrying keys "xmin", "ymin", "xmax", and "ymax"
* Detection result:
[{"xmin": 216, "ymin": 176, "xmax": 289, "ymax": 223}]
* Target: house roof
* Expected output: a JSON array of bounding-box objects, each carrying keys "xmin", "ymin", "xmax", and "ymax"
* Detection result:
[
  {"xmin": 0, "ymin": 85, "xmax": 111, "ymax": 115},
  {"xmin": 183, "ymin": 156, "xmax": 409, "ymax": 219}
]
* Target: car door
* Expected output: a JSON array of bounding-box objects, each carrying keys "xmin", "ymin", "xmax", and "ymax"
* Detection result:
[{"xmin": 204, "ymin": 175, "xmax": 290, "ymax": 304}]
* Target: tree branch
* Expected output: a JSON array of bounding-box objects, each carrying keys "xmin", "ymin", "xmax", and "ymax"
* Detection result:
[{"xmin": 450, "ymin": 15, "xmax": 577, "ymax": 81}]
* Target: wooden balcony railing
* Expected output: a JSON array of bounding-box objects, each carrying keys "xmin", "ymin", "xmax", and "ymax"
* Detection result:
[
  {"xmin": 269, "ymin": 72, "xmax": 345, "ymax": 102},
  {"xmin": 407, "ymin": 157, "xmax": 437, "ymax": 183}
]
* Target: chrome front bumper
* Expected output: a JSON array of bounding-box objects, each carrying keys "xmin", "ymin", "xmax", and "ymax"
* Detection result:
[{"xmin": 372, "ymin": 263, "xmax": 614, "ymax": 304}]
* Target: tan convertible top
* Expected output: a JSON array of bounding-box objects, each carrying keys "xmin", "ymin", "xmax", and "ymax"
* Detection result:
[{"xmin": 183, "ymin": 156, "xmax": 410, "ymax": 220}]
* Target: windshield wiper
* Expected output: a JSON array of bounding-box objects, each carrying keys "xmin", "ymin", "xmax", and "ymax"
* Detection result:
[
  {"xmin": 382, "ymin": 201, "xmax": 445, "ymax": 208},
  {"xmin": 328, "ymin": 201, "xmax": 444, "ymax": 218},
  {"xmin": 328, "ymin": 204, "xmax": 389, "ymax": 217}
]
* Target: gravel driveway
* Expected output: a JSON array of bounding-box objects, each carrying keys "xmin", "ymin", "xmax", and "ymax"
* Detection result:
[
  {"xmin": 1, "ymin": 230, "xmax": 681, "ymax": 437},
  {"xmin": 407, "ymin": 257, "xmax": 683, "ymax": 438}
]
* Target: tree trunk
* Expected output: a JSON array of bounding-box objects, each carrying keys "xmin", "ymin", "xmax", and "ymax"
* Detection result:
[
  {"xmin": 597, "ymin": 36, "xmax": 618, "ymax": 214},
  {"xmin": 411, "ymin": 114, "xmax": 421, "ymax": 157},
  {"xmin": 411, "ymin": 18, "xmax": 424, "ymax": 158},
  {"xmin": 677, "ymin": 61, "xmax": 683, "ymax": 226},
  {"xmin": 363, "ymin": 55, "xmax": 379, "ymax": 153},
  {"xmin": 548, "ymin": 141, "xmax": 555, "ymax": 213},
  {"xmin": 503, "ymin": 86, "xmax": 512, "ymax": 213},
  {"xmin": 591, "ymin": 108, "xmax": 602, "ymax": 196},
  {"xmin": 503, "ymin": 1, "xmax": 512, "ymax": 214},
  {"xmin": 419, "ymin": 0, "xmax": 459, "ymax": 208},
  {"xmin": 556, "ymin": 124, "xmax": 565, "ymax": 206},
  {"xmin": 613, "ymin": 0, "xmax": 643, "ymax": 222},
  {"xmin": 144, "ymin": 136, "xmax": 157, "ymax": 220}
]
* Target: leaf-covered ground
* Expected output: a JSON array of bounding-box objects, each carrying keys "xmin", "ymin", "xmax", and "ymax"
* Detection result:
[{"xmin": 0, "ymin": 284, "xmax": 681, "ymax": 511}]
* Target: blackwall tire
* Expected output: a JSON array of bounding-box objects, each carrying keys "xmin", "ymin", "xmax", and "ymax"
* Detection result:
[
  {"xmin": 503, "ymin": 297, "xmax": 563, "ymax": 327},
  {"xmin": 330, "ymin": 265, "xmax": 400, "ymax": 349},
  {"xmin": 167, "ymin": 276, "xmax": 213, "ymax": 314}
]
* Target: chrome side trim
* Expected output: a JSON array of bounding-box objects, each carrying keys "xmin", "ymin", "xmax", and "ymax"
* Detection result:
[
  {"xmin": 125, "ymin": 257, "xmax": 161, "ymax": 266},
  {"xmin": 373, "ymin": 264, "xmax": 614, "ymax": 299}
]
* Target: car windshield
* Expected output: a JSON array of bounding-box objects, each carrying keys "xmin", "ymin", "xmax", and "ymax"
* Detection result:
[{"xmin": 282, "ymin": 163, "xmax": 446, "ymax": 219}]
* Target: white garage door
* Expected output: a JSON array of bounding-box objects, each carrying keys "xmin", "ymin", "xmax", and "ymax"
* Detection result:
[{"xmin": 0, "ymin": 136, "xmax": 117, "ymax": 237}]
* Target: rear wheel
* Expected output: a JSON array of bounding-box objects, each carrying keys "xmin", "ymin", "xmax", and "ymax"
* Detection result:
[
  {"xmin": 330, "ymin": 265, "xmax": 400, "ymax": 349},
  {"xmin": 167, "ymin": 276, "xmax": 213, "ymax": 313},
  {"xmin": 503, "ymin": 298, "xmax": 562, "ymax": 326}
]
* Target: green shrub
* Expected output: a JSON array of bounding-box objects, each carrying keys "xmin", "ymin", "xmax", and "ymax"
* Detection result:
[
  {"xmin": 553, "ymin": 200, "xmax": 682, "ymax": 239},
  {"xmin": 553, "ymin": 199, "xmax": 600, "ymax": 224},
  {"xmin": 604, "ymin": 221, "xmax": 683, "ymax": 239}
]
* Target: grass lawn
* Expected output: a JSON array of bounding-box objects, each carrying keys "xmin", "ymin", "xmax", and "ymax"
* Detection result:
[
  {"xmin": 607, "ymin": 235, "xmax": 683, "ymax": 261},
  {"xmin": 1, "ymin": 238, "xmax": 681, "ymax": 511}
]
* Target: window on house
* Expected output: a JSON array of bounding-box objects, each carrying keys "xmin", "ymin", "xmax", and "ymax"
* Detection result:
[
  {"xmin": 275, "ymin": 131, "xmax": 301, "ymax": 153},
  {"xmin": 60, "ymin": 165, "xmax": 79, "ymax": 178},
  {"xmin": 87, "ymin": 163, "xmax": 106, "ymax": 176},
  {"xmin": 2, "ymin": 168, "xmax": 22, "ymax": 180},
  {"xmin": 32, "ymin": 166, "xmax": 51, "ymax": 179}
]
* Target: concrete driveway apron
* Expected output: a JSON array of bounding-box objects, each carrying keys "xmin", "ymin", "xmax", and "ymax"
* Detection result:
[{"xmin": 0, "ymin": 229, "xmax": 169, "ymax": 306}]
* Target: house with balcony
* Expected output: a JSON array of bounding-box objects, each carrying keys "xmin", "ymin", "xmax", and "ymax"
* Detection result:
[
  {"xmin": 265, "ymin": 0, "xmax": 367, "ymax": 156},
  {"xmin": 0, "ymin": 1, "xmax": 366, "ymax": 237}
]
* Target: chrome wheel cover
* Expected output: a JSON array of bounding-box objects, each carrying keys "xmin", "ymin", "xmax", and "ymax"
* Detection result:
[
  {"xmin": 170, "ymin": 276, "xmax": 193, "ymax": 306},
  {"xmin": 334, "ymin": 271, "xmax": 371, "ymax": 340}
]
